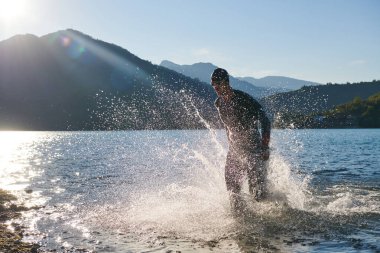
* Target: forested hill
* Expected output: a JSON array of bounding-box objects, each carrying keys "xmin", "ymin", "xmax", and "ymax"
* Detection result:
[
  {"xmin": 273, "ymin": 91, "xmax": 380, "ymax": 129},
  {"xmin": 0, "ymin": 29, "xmax": 219, "ymax": 130},
  {"xmin": 324, "ymin": 92, "xmax": 380, "ymax": 128},
  {"xmin": 262, "ymin": 81, "xmax": 380, "ymax": 116}
]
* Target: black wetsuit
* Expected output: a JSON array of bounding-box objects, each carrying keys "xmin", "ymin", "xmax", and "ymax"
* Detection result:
[{"xmin": 215, "ymin": 89, "xmax": 271, "ymax": 198}]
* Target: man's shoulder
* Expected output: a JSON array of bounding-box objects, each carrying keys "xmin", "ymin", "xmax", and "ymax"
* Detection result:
[
  {"xmin": 233, "ymin": 89, "xmax": 260, "ymax": 106},
  {"xmin": 233, "ymin": 89, "xmax": 254, "ymax": 99}
]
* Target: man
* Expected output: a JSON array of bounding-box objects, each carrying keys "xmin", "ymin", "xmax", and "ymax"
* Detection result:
[{"xmin": 211, "ymin": 68, "xmax": 271, "ymax": 203}]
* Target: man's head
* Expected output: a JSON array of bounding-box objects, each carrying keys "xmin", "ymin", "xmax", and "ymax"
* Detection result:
[
  {"xmin": 211, "ymin": 68, "xmax": 231, "ymax": 98},
  {"xmin": 211, "ymin": 68, "xmax": 229, "ymax": 85}
]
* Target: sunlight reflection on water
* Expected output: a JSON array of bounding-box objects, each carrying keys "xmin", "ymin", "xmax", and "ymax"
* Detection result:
[
  {"xmin": 0, "ymin": 131, "xmax": 63, "ymax": 207},
  {"xmin": 0, "ymin": 131, "xmax": 41, "ymax": 190}
]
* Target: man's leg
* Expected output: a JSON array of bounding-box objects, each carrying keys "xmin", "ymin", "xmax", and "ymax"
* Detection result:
[
  {"xmin": 225, "ymin": 151, "xmax": 245, "ymax": 210},
  {"xmin": 247, "ymin": 154, "xmax": 268, "ymax": 201}
]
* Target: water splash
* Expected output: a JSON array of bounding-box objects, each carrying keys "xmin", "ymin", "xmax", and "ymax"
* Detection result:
[
  {"xmin": 79, "ymin": 93, "xmax": 319, "ymax": 247},
  {"xmin": 90, "ymin": 78, "xmax": 214, "ymax": 130},
  {"xmin": 78, "ymin": 129, "xmax": 317, "ymax": 247},
  {"xmin": 266, "ymin": 154, "xmax": 311, "ymax": 210}
]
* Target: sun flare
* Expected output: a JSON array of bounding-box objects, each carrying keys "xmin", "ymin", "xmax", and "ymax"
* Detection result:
[{"xmin": 0, "ymin": 0, "xmax": 28, "ymax": 21}]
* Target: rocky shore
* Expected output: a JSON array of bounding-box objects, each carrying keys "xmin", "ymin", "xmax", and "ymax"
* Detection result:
[{"xmin": 0, "ymin": 189, "xmax": 40, "ymax": 253}]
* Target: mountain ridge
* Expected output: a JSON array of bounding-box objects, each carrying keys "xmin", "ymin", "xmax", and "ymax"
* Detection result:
[
  {"xmin": 160, "ymin": 60, "xmax": 320, "ymax": 93},
  {"xmin": 160, "ymin": 60, "xmax": 276, "ymax": 98},
  {"xmin": 238, "ymin": 76, "xmax": 320, "ymax": 90}
]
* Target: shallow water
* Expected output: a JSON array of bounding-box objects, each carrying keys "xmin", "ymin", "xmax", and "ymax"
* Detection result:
[{"xmin": 0, "ymin": 129, "xmax": 379, "ymax": 252}]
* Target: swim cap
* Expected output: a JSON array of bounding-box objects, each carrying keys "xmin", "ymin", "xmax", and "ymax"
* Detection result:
[{"xmin": 211, "ymin": 68, "xmax": 229, "ymax": 83}]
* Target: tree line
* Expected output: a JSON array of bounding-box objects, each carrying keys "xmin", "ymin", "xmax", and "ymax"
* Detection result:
[{"xmin": 273, "ymin": 88, "xmax": 380, "ymax": 129}]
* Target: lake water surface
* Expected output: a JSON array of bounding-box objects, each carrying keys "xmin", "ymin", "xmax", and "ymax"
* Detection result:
[{"xmin": 0, "ymin": 129, "xmax": 379, "ymax": 252}]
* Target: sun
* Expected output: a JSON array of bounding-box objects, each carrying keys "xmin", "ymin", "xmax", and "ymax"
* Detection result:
[{"xmin": 0, "ymin": 0, "xmax": 28, "ymax": 21}]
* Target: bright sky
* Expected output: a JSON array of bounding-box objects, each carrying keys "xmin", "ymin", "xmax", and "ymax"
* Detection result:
[{"xmin": 0, "ymin": 0, "xmax": 379, "ymax": 83}]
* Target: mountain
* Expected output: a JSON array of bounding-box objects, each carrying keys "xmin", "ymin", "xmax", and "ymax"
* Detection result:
[
  {"xmin": 160, "ymin": 61, "xmax": 215, "ymax": 84},
  {"xmin": 238, "ymin": 76, "xmax": 320, "ymax": 90},
  {"xmin": 160, "ymin": 60, "xmax": 276, "ymax": 98},
  {"xmin": 0, "ymin": 29, "xmax": 220, "ymax": 130},
  {"xmin": 2, "ymin": 30, "xmax": 377, "ymax": 131},
  {"xmin": 160, "ymin": 60, "xmax": 320, "ymax": 96},
  {"xmin": 262, "ymin": 81, "xmax": 380, "ymax": 117}
]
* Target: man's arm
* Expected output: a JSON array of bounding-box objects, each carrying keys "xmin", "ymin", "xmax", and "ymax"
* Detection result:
[
  {"xmin": 257, "ymin": 106, "xmax": 271, "ymax": 160},
  {"xmin": 244, "ymin": 94, "xmax": 271, "ymax": 148},
  {"xmin": 258, "ymin": 107, "xmax": 271, "ymax": 147}
]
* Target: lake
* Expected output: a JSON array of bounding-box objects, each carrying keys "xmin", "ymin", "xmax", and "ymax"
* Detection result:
[{"xmin": 0, "ymin": 129, "xmax": 379, "ymax": 252}]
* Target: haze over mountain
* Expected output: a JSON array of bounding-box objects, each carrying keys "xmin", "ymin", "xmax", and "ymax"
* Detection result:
[
  {"xmin": 0, "ymin": 29, "xmax": 219, "ymax": 130},
  {"xmin": 160, "ymin": 60, "xmax": 320, "ymax": 95},
  {"xmin": 160, "ymin": 60, "xmax": 278, "ymax": 98},
  {"xmin": 238, "ymin": 76, "xmax": 320, "ymax": 90}
]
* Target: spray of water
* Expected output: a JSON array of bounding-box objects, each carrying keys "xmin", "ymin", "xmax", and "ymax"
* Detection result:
[
  {"xmin": 81, "ymin": 90, "xmax": 319, "ymax": 248},
  {"xmin": 71, "ymin": 81, "xmax": 380, "ymax": 252}
]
